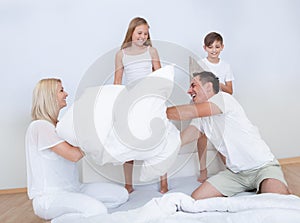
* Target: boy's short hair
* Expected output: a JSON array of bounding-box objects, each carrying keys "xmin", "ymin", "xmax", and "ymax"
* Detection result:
[{"xmin": 204, "ymin": 32, "xmax": 223, "ymax": 47}]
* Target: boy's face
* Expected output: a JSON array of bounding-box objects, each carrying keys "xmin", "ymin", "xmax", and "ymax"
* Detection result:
[{"xmin": 203, "ymin": 40, "xmax": 224, "ymax": 61}]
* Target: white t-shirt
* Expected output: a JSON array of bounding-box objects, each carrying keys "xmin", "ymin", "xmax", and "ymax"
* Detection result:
[
  {"xmin": 202, "ymin": 58, "xmax": 234, "ymax": 84},
  {"xmin": 191, "ymin": 92, "xmax": 274, "ymax": 173},
  {"xmin": 122, "ymin": 46, "xmax": 153, "ymax": 85},
  {"xmin": 25, "ymin": 120, "xmax": 81, "ymax": 199}
]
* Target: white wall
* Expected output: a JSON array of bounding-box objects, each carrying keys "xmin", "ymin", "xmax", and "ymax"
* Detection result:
[{"xmin": 1, "ymin": 0, "xmax": 299, "ymax": 189}]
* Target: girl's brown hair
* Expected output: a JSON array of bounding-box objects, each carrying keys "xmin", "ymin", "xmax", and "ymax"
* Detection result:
[{"xmin": 121, "ymin": 17, "xmax": 152, "ymax": 49}]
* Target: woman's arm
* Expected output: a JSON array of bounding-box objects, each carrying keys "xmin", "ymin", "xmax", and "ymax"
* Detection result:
[
  {"xmin": 51, "ymin": 141, "xmax": 85, "ymax": 162},
  {"xmin": 114, "ymin": 50, "xmax": 124, "ymax": 85},
  {"xmin": 149, "ymin": 47, "xmax": 161, "ymax": 71}
]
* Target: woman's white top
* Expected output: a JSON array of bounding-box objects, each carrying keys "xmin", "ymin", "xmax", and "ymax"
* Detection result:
[
  {"xmin": 25, "ymin": 120, "xmax": 80, "ymax": 199},
  {"xmin": 122, "ymin": 46, "xmax": 153, "ymax": 85}
]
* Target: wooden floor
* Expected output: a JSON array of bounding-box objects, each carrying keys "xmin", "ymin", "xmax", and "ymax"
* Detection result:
[{"xmin": 1, "ymin": 162, "xmax": 299, "ymax": 223}]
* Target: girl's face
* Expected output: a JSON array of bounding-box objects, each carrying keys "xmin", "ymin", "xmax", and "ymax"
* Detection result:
[
  {"xmin": 57, "ymin": 82, "xmax": 68, "ymax": 109},
  {"xmin": 204, "ymin": 40, "xmax": 224, "ymax": 60},
  {"xmin": 131, "ymin": 24, "xmax": 149, "ymax": 46}
]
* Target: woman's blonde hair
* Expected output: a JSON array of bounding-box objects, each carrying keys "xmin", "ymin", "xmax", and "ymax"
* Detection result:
[
  {"xmin": 121, "ymin": 17, "xmax": 152, "ymax": 49},
  {"xmin": 31, "ymin": 78, "xmax": 61, "ymax": 125}
]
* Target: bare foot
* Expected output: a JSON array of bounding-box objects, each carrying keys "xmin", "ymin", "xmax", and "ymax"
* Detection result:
[
  {"xmin": 160, "ymin": 181, "xmax": 168, "ymax": 194},
  {"xmin": 160, "ymin": 185, "xmax": 168, "ymax": 194},
  {"xmin": 125, "ymin": 184, "xmax": 134, "ymax": 193},
  {"xmin": 197, "ymin": 169, "xmax": 208, "ymax": 183},
  {"xmin": 197, "ymin": 175, "xmax": 207, "ymax": 183}
]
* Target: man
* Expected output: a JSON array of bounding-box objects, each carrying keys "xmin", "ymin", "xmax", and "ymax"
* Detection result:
[{"xmin": 166, "ymin": 71, "xmax": 290, "ymax": 200}]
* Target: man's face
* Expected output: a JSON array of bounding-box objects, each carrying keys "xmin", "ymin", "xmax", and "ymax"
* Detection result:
[{"xmin": 187, "ymin": 76, "xmax": 208, "ymax": 103}]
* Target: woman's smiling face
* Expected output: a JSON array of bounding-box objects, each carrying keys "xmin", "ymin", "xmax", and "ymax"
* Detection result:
[{"xmin": 56, "ymin": 82, "xmax": 68, "ymax": 109}]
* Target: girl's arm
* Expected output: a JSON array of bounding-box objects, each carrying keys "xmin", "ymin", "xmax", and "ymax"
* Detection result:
[
  {"xmin": 114, "ymin": 50, "xmax": 124, "ymax": 85},
  {"xmin": 220, "ymin": 81, "xmax": 233, "ymax": 94},
  {"xmin": 51, "ymin": 141, "xmax": 85, "ymax": 162},
  {"xmin": 149, "ymin": 47, "xmax": 161, "ymax": 71}
]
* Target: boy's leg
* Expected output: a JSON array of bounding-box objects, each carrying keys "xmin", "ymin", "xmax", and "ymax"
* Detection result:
[{"xmin": 197, "ymin": 134, "xmax": 208, "ymax": 182}]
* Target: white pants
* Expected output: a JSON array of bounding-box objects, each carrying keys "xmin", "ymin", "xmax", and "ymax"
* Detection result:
[{"xmin": 32, "ymin": 182, "xmax": 128, "ymax": 222}]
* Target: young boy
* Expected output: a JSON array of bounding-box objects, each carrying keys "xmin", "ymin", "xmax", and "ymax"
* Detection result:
[
  {"xmin": 197, "ymin": 32, "xmax": 234, "ymax": 183},
  {"xmin": 202, "ymin": 32, "xmax": 234, "ymax": 94}
]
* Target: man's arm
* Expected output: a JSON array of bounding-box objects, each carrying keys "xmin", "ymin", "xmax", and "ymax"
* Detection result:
[{"xmin": 166, "ymin": 102, "xmax": 221, "ymax": 121}]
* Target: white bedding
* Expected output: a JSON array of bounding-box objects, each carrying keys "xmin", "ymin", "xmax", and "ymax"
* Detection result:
[
  {"xmin": 102, "ymin": 193, "xmax": 300, "ymax": 223},
  {"xmin": 57, "ymin": 176, "xmax": 300, "ymax": 223}
]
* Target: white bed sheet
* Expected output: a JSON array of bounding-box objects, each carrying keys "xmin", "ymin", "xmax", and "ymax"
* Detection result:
[
  {"xmin": 110, "ymin": 175, "xmax": 202, "ymax": 213},
  {"xmin": 68, "ymin": 176, "xmax": 300, "ymax": 223}
]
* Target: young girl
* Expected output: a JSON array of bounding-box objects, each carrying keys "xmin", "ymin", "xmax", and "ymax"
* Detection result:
[
  {"xmin": 25, "ymin": 78, "xmax": 128, "ymax": 222},
  {"xmin": 114, "ymin": 17, "xmax": 168, "ymax": 194}
]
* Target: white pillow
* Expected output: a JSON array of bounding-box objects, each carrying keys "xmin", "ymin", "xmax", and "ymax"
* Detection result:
[
  {"xmin": 56, "ymin": 104, "xmax": 78, "ymax": 146},
  {"xmin": 57, "ymin": 65, "xmax": 181, "ymax": 181}
]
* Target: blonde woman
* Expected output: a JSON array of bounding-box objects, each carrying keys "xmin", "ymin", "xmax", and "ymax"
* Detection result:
[{"xmin": 25, "ymin": 78, "xmax": 128, "ymax": 222}]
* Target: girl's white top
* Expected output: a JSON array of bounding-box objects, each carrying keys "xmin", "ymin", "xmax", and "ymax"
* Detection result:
[{"xmin": 122, "ymin": 46, "xmax": 153, "ymax": 85}]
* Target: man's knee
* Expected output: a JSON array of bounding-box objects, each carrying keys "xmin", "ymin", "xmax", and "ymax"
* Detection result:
[{"xmin": 260, "ymin": 178, "xmax": 290, "ymax": 194}]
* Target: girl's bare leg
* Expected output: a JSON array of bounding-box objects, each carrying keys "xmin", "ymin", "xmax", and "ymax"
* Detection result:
[
  {"xmin": 160, "ymin": 173, "xmax": 168, "ymax": 193},
  {"xmin": 123, "ymin": 160, "xmax": 134, "ymax": 193}
]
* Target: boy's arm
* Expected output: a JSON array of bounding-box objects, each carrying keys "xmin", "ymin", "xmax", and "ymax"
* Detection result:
[
  {"xmin": 220, "ymin": 81, "xmax": 233, "ymax": 94},
  {"xmin": 197, "ymin": 134, "xmax": 208, "ymax": 182}
]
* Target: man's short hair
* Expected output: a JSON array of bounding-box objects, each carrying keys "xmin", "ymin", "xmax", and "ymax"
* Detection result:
[{"xmin": 193, "ymin": 71, "xmax": 220, "ymax": 94}]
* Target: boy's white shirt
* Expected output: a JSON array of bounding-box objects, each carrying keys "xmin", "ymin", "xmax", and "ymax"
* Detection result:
[{"xmin": 202, "ymin": 58, "xmax": 234, "ymax": 84}]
